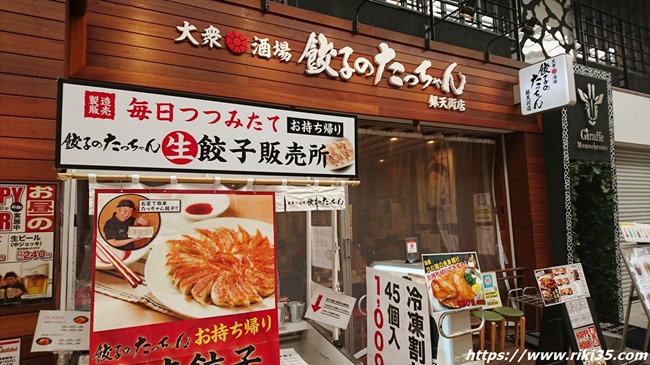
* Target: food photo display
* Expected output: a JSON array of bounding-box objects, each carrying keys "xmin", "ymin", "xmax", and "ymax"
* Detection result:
[
  {"xmin": 423, "ymin": 252, "xmax": 485, "ymax": 313},
  {"xmin": 534, "ymin": 263, "xmax": 590, "ymax": 306}
]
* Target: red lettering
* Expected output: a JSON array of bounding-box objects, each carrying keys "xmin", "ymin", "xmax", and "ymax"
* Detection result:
[{"xmin": 0, "ymin": 212, "xmax": 11, "ymax": 231}]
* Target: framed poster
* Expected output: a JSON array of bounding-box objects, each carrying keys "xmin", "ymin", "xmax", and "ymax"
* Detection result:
[
  {"xmin": 422, "ymin": 251, "xmax": 484, "ymax": 313},
  {"xmin": 0, "ymin": 182, "xmax": 57, "ymax": 308},
  {"xmin": 90, "ymin": 188, "xmax": 279, "ymax": 365}
]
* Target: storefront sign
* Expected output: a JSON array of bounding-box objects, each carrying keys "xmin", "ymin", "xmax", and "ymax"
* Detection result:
[
  {"xmin": 519, "ymin": 53, "xmax": 576, "ymax": 115},
  {"xmin": 57, "ymin": 79, "xmax": 357, "ymax": 177},
  {"xmin": 567, "ymin": 72, "xmax": 611, "ymax": 161},
  {"xmin": 304, "ymin": 286, "xmax": 355, "ymax": 329},
  {"xmin": 173, "ymin": 22, "xmax": 469, "ymax": 112},
  {"xmin": 422, "ymin": 252, "xmax": 484, "ymax": 312},
  {"xmin": 0, "ymin": 183, "xmax": 56, "ymax": 307},
  {"xmin": 534, "ymin": 263, "xmax": 590, "ymax": 306},
  {"xmin": 90, "ymin": 189, "xmax": 278, "ymax": 365},
  {"xmin": 31, "ymin": 310, "xmax": 90, "ymax": 352},
  {"xmin": 367, "ymin": 267, "xmax": 432, "ymax": 365}
]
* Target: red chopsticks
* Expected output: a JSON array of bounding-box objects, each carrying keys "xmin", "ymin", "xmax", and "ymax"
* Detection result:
[{"xmin": 97, "ymin": 241, "xmax": 143, "ymax": 288}]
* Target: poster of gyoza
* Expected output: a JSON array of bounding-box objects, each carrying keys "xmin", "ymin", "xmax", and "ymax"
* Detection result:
[{"xmin": 90, "ymin": 188, "xmax": 279, "ymax": 365}]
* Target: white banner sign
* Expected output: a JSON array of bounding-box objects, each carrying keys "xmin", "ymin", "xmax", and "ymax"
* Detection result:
[
  {"xmin": 57, "ymin": 80, "xmax": 357, "ymax": 177},
  {"xmin": 367, "ymin": 267, "xmax": 432, "ymax": 365}
]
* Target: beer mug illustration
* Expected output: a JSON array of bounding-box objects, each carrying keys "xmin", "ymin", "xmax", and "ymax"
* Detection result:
[{"xmin": 21, "ymin": 262, "xmax": 50, "ymax": 295}]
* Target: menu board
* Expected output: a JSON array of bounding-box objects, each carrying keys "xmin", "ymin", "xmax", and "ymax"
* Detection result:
[
  {"xmin": 620, "ymin": 222, "xmax": 650, "ymax": 243},
  {"xmin": 423, "ymin": 252, "xmax": 485, "ymax": 312},
  {"xmin": 31, "ymin": 310, "xmax": 90, "ymax": 352},
  {"xmin": 564, "ymin": 298, "xmax": 594, "ymax": 328},
  {"xmin": 534, "ymin": 263, "xmax": 590, "ymax": 306},
  {"xmin": 620, "ymin": 244, "xmax": 650, "ymax": 314}
]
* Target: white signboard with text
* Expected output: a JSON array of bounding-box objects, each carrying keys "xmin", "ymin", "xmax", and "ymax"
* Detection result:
[
  {"xmin": 367, "ymin": 267, "xmax": 432, "ymax": 365},
  {"xmin": 57, "ymin": 80, "xmax": 357, "ymax": 177},
  {"xmin": 304, "ymin": 286, "xmax": 355, "ymax": 329},
  {"xmin": 519, "ymin": 53, "xmax": 576, "ymax": 115}
]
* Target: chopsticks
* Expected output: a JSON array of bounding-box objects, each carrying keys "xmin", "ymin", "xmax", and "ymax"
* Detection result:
[{"xmin": 96, "ymin": 241, "xmax": 143, "ymax": 288}]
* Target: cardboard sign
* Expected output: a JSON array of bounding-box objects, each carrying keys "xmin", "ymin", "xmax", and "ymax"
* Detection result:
[{"xmin": 304, "ymin": 287, "xmax": 356, "ymax": 329}]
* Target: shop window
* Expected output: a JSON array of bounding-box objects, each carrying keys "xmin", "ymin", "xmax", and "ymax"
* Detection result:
[{"xmin": 346, "ymin": 130, "xmax": 502, "ymax": 354}]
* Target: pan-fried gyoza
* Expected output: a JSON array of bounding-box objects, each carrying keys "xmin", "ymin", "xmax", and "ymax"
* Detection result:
[{"xmin": 164, "ymin": 226, "xmax": 274, "ymax": 308}]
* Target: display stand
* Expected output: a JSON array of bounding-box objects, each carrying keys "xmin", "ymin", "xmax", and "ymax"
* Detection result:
[
  {"xmin": 536, "ymin": 298, "xmax": 612, "ymax": 365},
  {"xmin": 434, "ymin": 309, "xmax": 485, "ymax": 365},
  {"xmin": 618, "ymin": 223, "xmax": 650, "ymax": 354},
  {"xmin": 620, "ymin": 285, "xmax": 650, "ymax": 352}
]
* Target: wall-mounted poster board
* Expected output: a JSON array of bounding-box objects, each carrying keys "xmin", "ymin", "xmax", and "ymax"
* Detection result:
[{"xmin": 0, "ymin": 182, "xmax": 57, "ymax": 309}]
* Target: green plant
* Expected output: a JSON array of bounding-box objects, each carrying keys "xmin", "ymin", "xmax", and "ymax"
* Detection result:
[{"xmin": 569, "ymin": 160, "xmax": 619, "ymax": 322}]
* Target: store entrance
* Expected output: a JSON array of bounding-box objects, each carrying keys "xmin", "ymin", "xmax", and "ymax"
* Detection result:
[{"xmin": 348, "ymin": 128, "xmax": 511, "ymax": 357}]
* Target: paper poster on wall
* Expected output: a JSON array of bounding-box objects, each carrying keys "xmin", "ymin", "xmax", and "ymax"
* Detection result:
[
  {"xmin": 367, "ymin": 267, "xmax": 432, "ymax": 365},
  {"xmin": 90, "ymin": 188, "xmax": 279, "ymax": 365},
  {"xmin": 0, "ymin": 183, "xmax": 56, "ymax": 307},
  {"xmin": 481, "ymin": 271, "xmax": 502, "ymax": 308},
  {"xmin": 473, "ymin": 193, "xmax": 492, "ymax": 222},
  {"xmin": 311, "ymin": 226, "xmax": 337, "ymax": 270}
]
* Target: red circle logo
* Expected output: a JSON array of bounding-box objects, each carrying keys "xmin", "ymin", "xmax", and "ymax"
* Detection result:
[
  {"xmin": 161, "ymin": 131, "xmax": 198, "ymax": 165},
  {"xmin": 225, "ymin": 31, "xmax": 248, "ymax": 54}
]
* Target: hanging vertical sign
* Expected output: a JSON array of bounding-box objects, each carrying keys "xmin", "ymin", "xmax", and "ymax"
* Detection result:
[
  {"xmin": 0, "ymin": 182, "xmax": 56, "ymax": 307},
  {"xmin": 89, "ymin": 188, "xmax": 278, "ymax": 365},
  {"xmin": 367, "ymin": 267, "xmax": 432, "ymax": 365},
  {"xmin": 567, "ymin": 70, "xmax": 612, "ymax": 161}
]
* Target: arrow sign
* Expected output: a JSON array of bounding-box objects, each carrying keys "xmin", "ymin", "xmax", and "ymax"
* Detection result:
[
  {"xmin": 311, "ymin": 295, "xmax": 323, "ymax": 312},
  {"xmin": 304, "ymin": 287, "xmax": 356, "ymax": 329}
]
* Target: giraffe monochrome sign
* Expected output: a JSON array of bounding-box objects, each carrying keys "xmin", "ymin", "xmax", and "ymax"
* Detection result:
[{"xmin": 566, "ymin": 70, "xmax": 612, "ymax": 161}]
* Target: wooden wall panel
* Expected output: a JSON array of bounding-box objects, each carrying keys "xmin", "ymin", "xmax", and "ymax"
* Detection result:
[
  {"xmin": 0, "ymin": 2, "xmax": 64, "ymax": 364},
  {"xmin": 505, "ymin": 131, "xmax": 553, "ymax": 289},
  {"xmin": 74, "ymin": 0, "xmax": 539, "ymax": 133}
]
